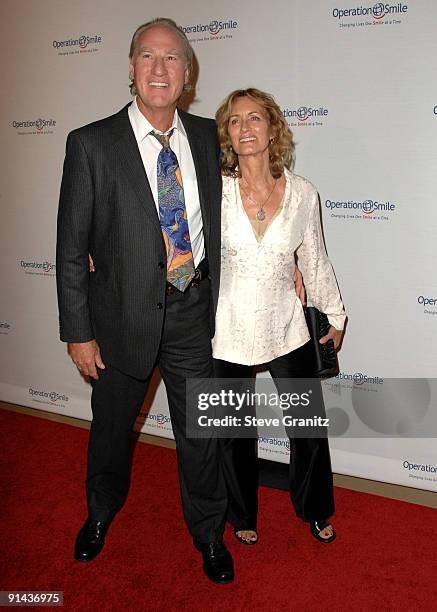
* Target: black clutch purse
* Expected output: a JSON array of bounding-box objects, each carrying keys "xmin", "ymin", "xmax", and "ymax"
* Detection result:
[{"xmin": 304, "ymin": 306, "xmax": 339, "ymax": 377}]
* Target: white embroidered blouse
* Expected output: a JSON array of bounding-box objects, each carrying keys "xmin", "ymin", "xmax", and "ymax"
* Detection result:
[{"xmin": 212, "ymin": 168, "xmax": 346, "ymax": 366}]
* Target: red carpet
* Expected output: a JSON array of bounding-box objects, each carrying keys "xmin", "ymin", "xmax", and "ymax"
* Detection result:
[{"xmin": 1, "ymin": 408, "xmax": 436, "ymax": 611}]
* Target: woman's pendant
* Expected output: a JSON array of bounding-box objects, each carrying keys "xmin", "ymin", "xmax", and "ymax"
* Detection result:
[{"xmin": 256, "ymin": 209, "xmax": 266, "ymax": 222}]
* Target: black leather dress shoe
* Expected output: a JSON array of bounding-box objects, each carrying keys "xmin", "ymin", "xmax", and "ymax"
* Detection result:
[
  {"xmin": 74, "ymin": 517, "xmax": 111, "ymax": 562},
  {"xmin": 199, "ymin": 541, "xmax": 234, "ymax": 584}
]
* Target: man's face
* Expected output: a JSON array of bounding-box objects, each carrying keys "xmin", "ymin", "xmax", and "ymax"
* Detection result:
[{"xmin": 129, "ymin": 25, "xmax": 189, "ymax": 118}]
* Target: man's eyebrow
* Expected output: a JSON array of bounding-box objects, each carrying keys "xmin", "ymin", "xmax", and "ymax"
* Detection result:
[{"xmin": 137, "ymin": 46, "xmax": 182, "ymax": 54}]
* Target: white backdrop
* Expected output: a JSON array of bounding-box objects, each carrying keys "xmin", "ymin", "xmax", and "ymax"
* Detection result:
[{"xmin": 1, "ymin": 0, "xmax": 436, "ymax": 491}]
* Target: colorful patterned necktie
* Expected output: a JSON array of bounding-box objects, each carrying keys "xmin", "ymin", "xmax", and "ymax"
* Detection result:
[{"xmin": 152, "ymin": 129, "xmax": 195, "ymax": 292}]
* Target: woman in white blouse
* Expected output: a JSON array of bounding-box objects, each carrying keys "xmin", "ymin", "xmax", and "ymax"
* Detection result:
[{"xmin": 213, "ymin": 88, "xmax": 346, "ymax": 545}]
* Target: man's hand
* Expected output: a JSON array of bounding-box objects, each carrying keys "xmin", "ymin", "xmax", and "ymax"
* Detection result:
[
  {"xmin": 319, "ymin": 326, "xmax": 343, "ymax": 351},
  {"xmin": 68, "ymin": 340, "xmax": 105, "ymax": 380},
  {"xmin": 293, "ymin": 267, "xmax": 306, "ymax": 305}
]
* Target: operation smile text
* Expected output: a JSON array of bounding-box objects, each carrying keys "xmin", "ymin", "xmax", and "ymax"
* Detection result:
[{"xmin": 332, "ymin": 3, "xmax": 408, "ymax": 20}]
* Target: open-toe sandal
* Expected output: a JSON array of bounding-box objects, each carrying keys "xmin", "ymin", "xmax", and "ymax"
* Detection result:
[
  {"xmin": 233, "ymin": 528, "xmax": 259, "ymax": 545},
  {"xmin": 310, "ymin": 520, "xmax": 336, "ymax": 544}
]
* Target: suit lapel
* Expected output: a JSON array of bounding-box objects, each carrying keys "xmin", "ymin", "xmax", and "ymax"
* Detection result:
[
  {"xmin": 110, "ymin": 105, "xmax": 162, "ymax": 237},
  {"xmin": 179, "ymin": 111, "xmax": 211, "ymax": 241},
  {"xmin": 108, "ymin": 106, "xmax": 213, "ymax": 243}
]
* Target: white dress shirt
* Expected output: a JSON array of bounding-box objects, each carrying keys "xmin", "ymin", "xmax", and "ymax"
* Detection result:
[
  {"xmin": 212, "ymin": 168, "xmax": 346, "ymax": 365},
  {"xmin": 128, "ymin": 98, "xmax": 205, "ymax": 267}
]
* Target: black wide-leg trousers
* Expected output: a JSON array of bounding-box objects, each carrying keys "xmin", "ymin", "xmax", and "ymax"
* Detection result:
[
  {"xmin": 214, "ymin": 341, "xmax": 334, "ymax": 530},
  {"xmin": 86, "ymin": 279, "xmax": 228, "ymax": 545}
]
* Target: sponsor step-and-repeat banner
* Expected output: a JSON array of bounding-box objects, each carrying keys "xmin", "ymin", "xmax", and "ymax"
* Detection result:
[{"xmin": 1, "ymin": 0, "xmax": 436, "ymax": 490}]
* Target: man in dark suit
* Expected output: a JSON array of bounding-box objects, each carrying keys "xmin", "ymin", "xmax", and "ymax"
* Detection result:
[{"xmin": 56, "ymin": 18, "xmax": 233, "ymax": 584}]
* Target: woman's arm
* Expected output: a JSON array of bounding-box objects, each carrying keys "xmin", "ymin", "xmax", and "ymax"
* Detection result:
[{"xmin": 296, "ymin": 187, "xmax": 346, "ymax": 347}]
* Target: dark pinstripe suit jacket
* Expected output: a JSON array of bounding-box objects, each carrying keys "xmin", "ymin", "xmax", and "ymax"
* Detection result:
[{"xmin": 56, "ymin": 103, "xmax": 222, "ymax": 379}]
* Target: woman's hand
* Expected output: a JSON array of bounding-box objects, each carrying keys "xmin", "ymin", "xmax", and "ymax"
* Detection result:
[
  {"xmin": 320, "ymin": 326, "xmax": 343, "ymax": 350},
  {"xmin": 89, "ymin": 254, "xmax": 95, "ymax": 272},
  {"xmin": 293, "ymin": 267, "xmax": 306, "ymax": 305}
]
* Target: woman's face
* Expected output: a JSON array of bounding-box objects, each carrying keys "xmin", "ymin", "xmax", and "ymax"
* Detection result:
[{"xmin": 227, "ymin": 96, "xmax": 271, "ymax": 160}]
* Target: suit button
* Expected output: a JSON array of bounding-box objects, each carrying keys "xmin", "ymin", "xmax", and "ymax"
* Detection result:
[
  {"xmin": 157, "ymin": 302, "xmax": 163, "ymax": 309},
  {"xmin": 158, "ymin": 262, "xmax": 165, "ymax": 269}
]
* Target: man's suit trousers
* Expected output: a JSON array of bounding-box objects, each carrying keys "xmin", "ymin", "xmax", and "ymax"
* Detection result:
[{"xmin": 86, "ymin": 278, "xmax": 228, "ymax": 545}]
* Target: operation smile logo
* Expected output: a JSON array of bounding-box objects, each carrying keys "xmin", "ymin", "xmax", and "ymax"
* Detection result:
[
  {"xmin": 283, "ymin": 106, "xmax": 328, "ymax": 128},
  {"xmin": 258, "ymin": 436, "xmax": 290, "ymax": 456},
  {"xmin": 52, "ymin": 34, "xmax": 103, "ymax": 56},
  {"xmin": 402, "ymin": 460, "xmax": 437, "ymax": 484},
  {"xmin": 0, "ymin": 321, "xmax": 11, "ymax": 335},
  {"xmin": 145, "ymin": 412, "xmax": 172, "ymax": 427},
  {"xmin": 323, "ymin": 371, "xmax": 384, "ymax": 397},
  {"xmin": 182, "ymin": 19, "xmax": 238, "ymax": 43},
  {"xmin": 12, "ymin": 118, "xmax": 56, "ymax": 135},
  {"xmin": 332, "ymin": 2, "xmax": 408, "ymax": 28},
  {"xmin": 325, "ymin": 198, "xmax": 396, "ymax": 222},
  {"xmin": 417, "ymin": 295, "xmax": 437, "ymax": 316},
  {"xmin": 336, "ymin": 371, "xmax": 384, "ymax": 386},
  {"xmin": 29, "ymin": 387, "xmax": 69, "ymax": 407},
  {"xmin": 20, "ymin": 260, "xmax": 56, "ymax": 276}
]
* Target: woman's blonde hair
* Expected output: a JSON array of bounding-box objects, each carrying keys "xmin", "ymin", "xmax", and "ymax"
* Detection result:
[{"xmin": 215, "ymin": 88, "xmax": 294, "ymax": 178}]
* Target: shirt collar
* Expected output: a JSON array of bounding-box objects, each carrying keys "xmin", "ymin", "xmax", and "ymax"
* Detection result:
[{"xmin": 129, "ymin": 97, "xmax": 186, "ymax": 142}]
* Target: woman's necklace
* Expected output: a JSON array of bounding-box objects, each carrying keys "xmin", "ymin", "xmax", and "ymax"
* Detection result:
[{"xmin": 239, "ymin": 178, "xmax": 277, "ymax": 222}]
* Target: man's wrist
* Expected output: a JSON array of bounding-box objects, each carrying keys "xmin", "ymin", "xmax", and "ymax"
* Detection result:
[{"xmin": 63, "ymin": 336, "xmax": 95, "ymax": 344}]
